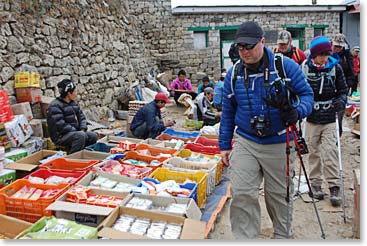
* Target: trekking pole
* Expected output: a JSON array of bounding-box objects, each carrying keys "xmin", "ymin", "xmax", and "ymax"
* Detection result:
[
  {"xmin": 290, "ymin": 124, "xmax": 326, "ymax": 239},
  {"xmin": 285, "ymin": 126, "xmax": 291, "ymax": 238},
  {"xmin": 335, "ymin": 111, "xmax": 347, "ymax": 223}
]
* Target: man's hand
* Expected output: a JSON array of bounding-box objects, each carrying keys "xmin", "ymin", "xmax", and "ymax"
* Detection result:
[
  {"xmin": 332, "ymin": 99, "xmax": 345, "ymax": 112},
  {"xmin": 215, "ymin": 112, "xmax": 222, "ymax": 118},
  {"xmin": 164, "ymin": 119, "xmax": 175, "ymax": 127},
  {"xmin": 280, "ymin": 105, "xmax": 298, "ymax": 126},
  {"xmin": 220, "ymin": 150, "xmax": 231, "ymax": 167}
]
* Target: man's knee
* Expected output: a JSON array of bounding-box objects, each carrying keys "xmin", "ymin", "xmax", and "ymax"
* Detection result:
[{"xmin": 87, "ymin": 131, "xmax": 98, "ymax": 142}]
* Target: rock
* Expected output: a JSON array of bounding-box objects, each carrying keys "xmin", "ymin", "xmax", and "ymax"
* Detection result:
[{"xmin": 0, "ymin": 66, "xmax": 14, "ymax": 82}]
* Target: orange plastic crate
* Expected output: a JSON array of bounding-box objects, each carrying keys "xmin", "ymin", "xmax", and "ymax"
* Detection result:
[
  {"xmin": 135, "ymin": 143, "xmax": 177, "ymax": 157},
  {"xmin": 38, "ymin": 157, "xmax": 99, "ymax": 172},
  {"xmin": 0, "ymin": 179, "xmax": 69, "ymax": 223},
  {"xmin": 155, "ymin": 133, "xmax": 197, "ymax": 143},
  {"xmin": 120, "ymin": 151, "xmax": 165, "ymax": 171}
]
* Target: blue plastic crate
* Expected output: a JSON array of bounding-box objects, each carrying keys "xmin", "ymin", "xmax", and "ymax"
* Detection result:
[
  {"xmin": 85, "ymin": 142, "xmax": 114, "ymax": 153},
  {"xmin": 135, "ymin": 177, "xmax": 198, "ymax": 202},
  {"xmin": 162, "ymin": 129, "xmax": 200, "ymax": 139}
]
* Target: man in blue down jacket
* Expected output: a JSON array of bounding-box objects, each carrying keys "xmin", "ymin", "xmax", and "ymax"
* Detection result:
[
  {"xmin": 219, "ymin": 21, "xmax": 314, "ymax": 239},
  {"xmin": 47, "ymin": 79, "xmax": 97, "ymax": 154},
  {"xmin": 130, "ymin": 92, "xmax": 175, "ymax": 139}
]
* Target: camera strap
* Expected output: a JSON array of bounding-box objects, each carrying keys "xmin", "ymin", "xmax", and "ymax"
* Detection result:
[{"xmin": 243, "ymin": 53, "xmax": 271, "ymax": 121}]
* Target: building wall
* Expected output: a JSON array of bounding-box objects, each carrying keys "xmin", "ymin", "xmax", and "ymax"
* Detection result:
[
  {"xmin": 342, "ymin": 12, "xmax": 360, "ymax": 49},
  {"xmin": 130, "ymin": 1, "xmax": 341, "ymax": 83}
]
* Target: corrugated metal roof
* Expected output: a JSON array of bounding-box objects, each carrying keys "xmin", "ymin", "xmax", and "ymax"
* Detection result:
[{"xmin": 172, "ymin": 5, "xmax": 346, "ymax": 14}]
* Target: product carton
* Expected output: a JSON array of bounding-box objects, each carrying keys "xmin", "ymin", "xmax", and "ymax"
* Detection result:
[
  {"xmin": 15, "ymin": 87, "xmax": 42, "ymax": 103},
  {"xmin": 4, "ymin": 114, "xmax": 33, "ymax": 147},
  {"xmin": 65, "ymin": 149, "xmax": 109, "ymax": 161},
  {"xmin": 98, "ymin": 206, "xmax": 206, "ymax": 239},
  {"xmin": 21, "ymin": 136, "xmax": 43, "ymax": 155},
  {"xmin": 4, "ymin": 148, "xmax": 28, "ymax": 162},
  {"xmin": 120, "ymin": 193, "xmax": 202, "ymax": 220},
  {"xmin": 46, "ymin": 185, "xmax": 130, "ymax": 228},
  {"xmin": 0, "ymin": 168, "xmax": 16, "ymax": 189},
  {"xmin": 29, "ymin": 119, "xmax": 43, "ymax": 138},
  {"xmin": 14, "ymin": 71, "xmax": 40, "ymax": 88},
  {"xmin": 0, "ymin": 214, "xmax": 32, "ymax": 239},
  {"xmin": 11, "ymin": 102, "xmax": 33, "ymax": 121}
]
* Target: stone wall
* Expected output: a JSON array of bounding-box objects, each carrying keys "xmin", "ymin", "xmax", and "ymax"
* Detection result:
[{"xmin": 0, "ymin": 0, "xmax": 154, "ymax": 119}]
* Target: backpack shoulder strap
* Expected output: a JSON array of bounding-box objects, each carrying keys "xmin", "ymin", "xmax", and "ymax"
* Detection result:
[
  {"xmin": 292, "ymin": 46, "xmax": 301, "ymax": 64},
  {"xmin": 230, "ymin": 60, "xmax": 241, "ymax": 97},
  {"xmin": 301, "ymin": 59, "xmax": 309, "ymax": 77},
  {"xmin": 274, "ymin": 53, "xmax": 286, "ymax": 79}
]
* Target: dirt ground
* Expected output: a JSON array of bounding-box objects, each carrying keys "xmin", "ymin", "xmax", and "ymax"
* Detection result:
[{"xmin": 161, "ymin": 102, "xmax": 360, "ymax": 240}]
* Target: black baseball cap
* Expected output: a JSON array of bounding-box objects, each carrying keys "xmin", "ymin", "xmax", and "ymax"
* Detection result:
[{"xmin": 234, "ymin": 21, "xmax": 264, "ymax": 45}]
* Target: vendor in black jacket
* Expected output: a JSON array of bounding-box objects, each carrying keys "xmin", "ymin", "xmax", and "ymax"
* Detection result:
[{"xmin": 47, "ymin": 79, "xmax": 97, "ymax": 153}]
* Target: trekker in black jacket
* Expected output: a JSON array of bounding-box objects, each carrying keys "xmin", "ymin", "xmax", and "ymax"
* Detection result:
[
  {"xmin": 331, "ymin": 33, "xmax": 354, "ymax": 137},
  {"xmin": 302, "ymin": 36, "xmax": 348, "ymax": 207},
  {"xmin": 47, "ymin": 79, "xmax": 97, "ymax": 154}
]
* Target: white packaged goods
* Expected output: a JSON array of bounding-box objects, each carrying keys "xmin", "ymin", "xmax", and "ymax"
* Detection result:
[{"xmin": 4, "ymin": 115, "xmax": 33, "ymax": 147}]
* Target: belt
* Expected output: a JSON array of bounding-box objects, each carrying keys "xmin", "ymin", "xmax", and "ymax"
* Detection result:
[{"xmin": 314, "ymin": 100, "xmax": 332, "ymax": 110}]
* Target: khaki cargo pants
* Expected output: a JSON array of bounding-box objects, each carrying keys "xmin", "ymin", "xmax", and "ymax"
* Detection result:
[
  {"xmin": 305, "ymin": 121, "xmax": 340, "ymax": 187},
  {"xmin": 228, "ymin": 133, "xmax": 295, "ymax": 239}
]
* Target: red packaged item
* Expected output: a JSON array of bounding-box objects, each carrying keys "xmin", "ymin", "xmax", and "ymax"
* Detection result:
[
  {"xmin": 95, "ymin": 195, "xmax": 115, "ymax": 207},
  {"xmin": 66, "ymin": 185, "xmax": 90, "ymax": 203},
  {"xmin": 41, "ymin": 189, "xmax": 60, "ymax": 199},
  {"xmin": 86, "ymin": 194, "xmax": 100, "ymax": 205},
  {"xmin": 119, "ymin": 141, "xmax": 136, "ymax": 151}
]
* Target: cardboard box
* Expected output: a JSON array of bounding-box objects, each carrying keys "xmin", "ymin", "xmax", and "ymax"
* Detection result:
[
  {"xmin": 0, "ymin": 214, "xmax": 32, "ymax": 239},
  {"xmin": 4, "ymin": 114, "xmax": 33, "ymax": 147},
  {"xmin": 15, "ymin": 87, "xmax": 42, "ymax": 103},
  {"xmin": 98, "ymin": 206, "xmax": 206, "ymax": 239},
  {"xmin": 29, "ymin": 119, "xmax": 43, "ymax": 138},
  {"xmin": 98, "ymin": 135, "xmax": 141, "ymax": 146},
  {"xmin": 0, "ymin": 135, "xmax": 11, "ymax": 152},
  {"xmin": 30, "ymin": 102, "xmax": 43, "ymax": 119},
  {"xmin": 120, "ymin": 193, "xmax": 202, "ymax": 220},
  {"xmin": 40, "ymin": 96, "xmax": 54, "ymax": 118},
  {"xmin": 353, "ymin": 169, "xmax": 360, "ymax": 239},
  {"xmin": 6, "ymin": 150, "xmax": 62, "ymax": 179},
  {"xmin": 0, "ymin": 168, "xmax": 16, "ymax": 189},
  {"xmin": 77, "ymin": 170, "xmax": 140, "ymax": 187},
  {"xmin": 46, "ymin": 185, "xmax": 130, "ymax": 228},
  {"xmin": 14, "ymin": 71, "xmax": 40, "ymax": 88},
  {"xmin": 41, "ymin": 119, "xmax": 49, "ymax": 138},
  {"xmin": 11, "ymin": 102, "xmax": 33, "ymax": 121},
  {"xmin": 65, "ymin": 150, "xmax": 109, "ymax": 160}
]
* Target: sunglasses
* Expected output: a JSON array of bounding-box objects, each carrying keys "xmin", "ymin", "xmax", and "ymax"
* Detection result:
[
  {"xmin": 159, "ymin": 100, "xmax": 166, "ymax": 104},
  {"xmin": 236, "ymin": 40, "xmax": 261, "ymax": 51},
  {"xmin": 333, "ymin": 45, "xmax": 342, "ymax": 49}
]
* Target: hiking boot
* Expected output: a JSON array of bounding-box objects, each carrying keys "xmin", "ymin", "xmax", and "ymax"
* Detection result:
[
  {"xmin": 311, "ymin": 185, "xmax": 324, "ymax": 200},
  {"xmin": 329, "ymin": 186, "xmax": 342, "ymax": 207}
]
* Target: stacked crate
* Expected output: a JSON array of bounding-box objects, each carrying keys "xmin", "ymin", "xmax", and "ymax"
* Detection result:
[{"xmin": 126, "ymin": 101, "xmax": 149, "ymax": 137}]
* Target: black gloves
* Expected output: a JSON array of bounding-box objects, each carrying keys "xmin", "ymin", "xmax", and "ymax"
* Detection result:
[
  {"xmin": 332, "ymin": 99, "xmax": 345, "ymax": 112},
  {"xmin": 280, "ymin": 105, "xmax": 299, "ymax": 126}
]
